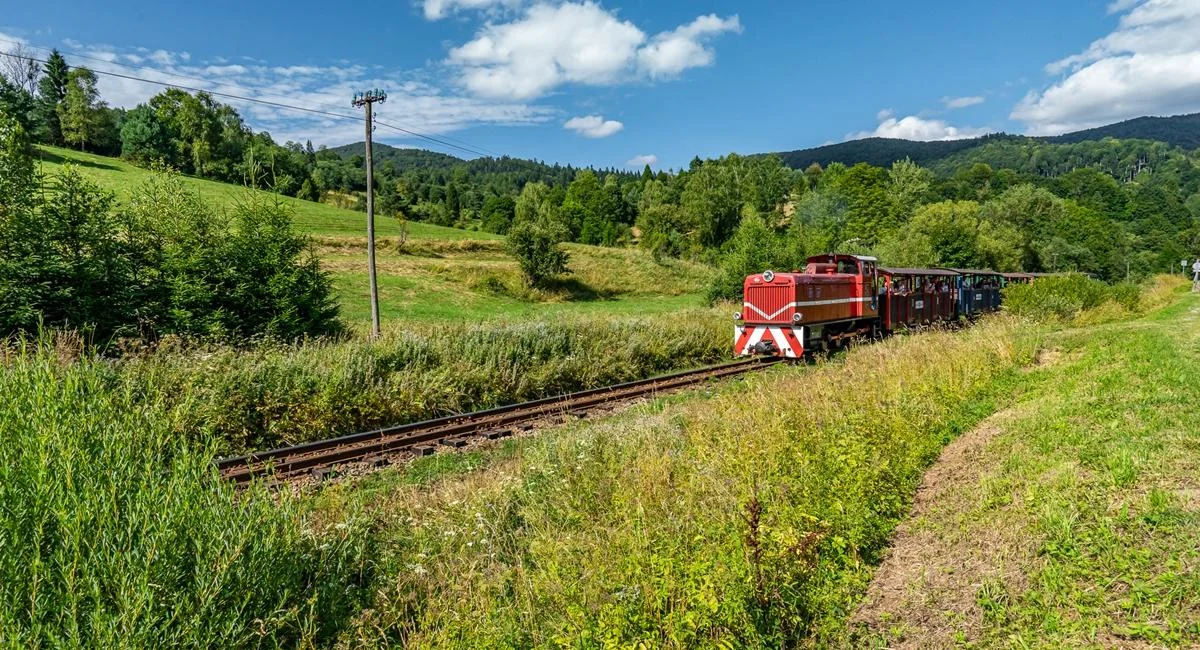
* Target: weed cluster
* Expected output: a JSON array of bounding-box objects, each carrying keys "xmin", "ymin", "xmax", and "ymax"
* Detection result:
[
  {"xmin": 1002, "ymin": 274, "xmax": 1159, "ymax": 321},
  {"xmin": 116, "ymin": 311, "xmax": 731, "ymax": 453},
  {"xmin": 0, "ymin": 340, "xmax": 369, "ymax": 646},
  {"xmin": 329, "ymin": 315, "xmax": 1036, "ymax": 647}
]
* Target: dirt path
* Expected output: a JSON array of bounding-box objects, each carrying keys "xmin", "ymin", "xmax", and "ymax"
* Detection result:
[{"xmin": 849, "ymin": 406, "xmax": 1041, "ymax": 648}]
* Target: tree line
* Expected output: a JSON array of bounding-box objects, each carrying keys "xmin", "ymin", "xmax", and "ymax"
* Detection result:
[
  {"xmin": 0, "ymin": 112, "xmax": 340, "ymax": 342},
  {"xmin": 3, "ymin": 47, "xmax": 1198, "ymax": 301}
]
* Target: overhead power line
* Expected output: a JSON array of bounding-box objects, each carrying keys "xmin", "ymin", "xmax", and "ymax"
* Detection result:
[{"xmin": 0, "ymin": 40, "xmax": 499, "ymax": 158}]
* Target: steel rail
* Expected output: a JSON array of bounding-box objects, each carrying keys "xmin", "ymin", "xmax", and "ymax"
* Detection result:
[{"xmin": 216, "ymin": 357, "xmax": 782, "ymax": 484}]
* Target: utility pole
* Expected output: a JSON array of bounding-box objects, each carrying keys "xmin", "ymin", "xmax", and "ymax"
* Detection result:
[{"xmin": 352, "ymin": 89, "xmax": 387, "ymax": 338}]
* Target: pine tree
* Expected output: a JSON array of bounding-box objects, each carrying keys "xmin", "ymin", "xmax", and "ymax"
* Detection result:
[
  {"xmin": 36, "ymin": 50, "xmax": 68, "ymax": 145},
  {"xmin": 58, "ymin": 67, "xmax": 103, "ymax": 151}
]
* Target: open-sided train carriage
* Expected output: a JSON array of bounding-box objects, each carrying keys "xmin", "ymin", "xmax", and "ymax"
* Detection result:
[
  {"xmin": 1000, "ymin": 272, "xmax": 1034, "ymax": 286},
  {"xmin": 942, "ymin": 268, "xmax": 1002, "ymax": 316},
  {"xmin": 879, "ymin": 267, "xmax": 959, "ymax": 331}
]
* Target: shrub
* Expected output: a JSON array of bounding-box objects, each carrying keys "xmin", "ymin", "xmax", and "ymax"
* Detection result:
[
  {"xmin": 706, "ymin": 213, "xmax": 800, "ymax": 303},
  {"xmin": 506, "ymin": 220, "xmax": 570, "ymax": 287},
  {"xmin": 0, "ymin": 117, "xmax": 341, "ymax": 343},
  {"xmin": 1002, "ymin": 274, "xmax": 1129, "ymax": 320}
]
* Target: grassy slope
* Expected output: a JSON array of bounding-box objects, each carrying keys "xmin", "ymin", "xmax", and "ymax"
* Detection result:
[
  {"xmin": 37, "ymin": 146, "xmax": 710, "ymax": 324},
  {"xmin": 853, "ymin": 287, "xmax": 1200, "ymax": 647},
  {"xmin": 35, "ymin": 145, "xmax": 494, "ymax": 240},
  {"xmin": 312, "ymin": 310, "xmax": 1036, "ymax": 647},
  {"xmin": 305, "ymin": 284, "xmax": 1195, "ymax": 647}
]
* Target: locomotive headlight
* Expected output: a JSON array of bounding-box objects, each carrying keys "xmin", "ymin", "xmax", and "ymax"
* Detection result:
[
  {"xmin": 733, "ymin": 312, "xmax": 742, "ymax": 320},
  {"xmin": 792, "ymin": 313, "xmax": 802, "ymax": 323},
  {"xmin": 763, "ymin": 270, "xmax": 775, "ymax": 283}
]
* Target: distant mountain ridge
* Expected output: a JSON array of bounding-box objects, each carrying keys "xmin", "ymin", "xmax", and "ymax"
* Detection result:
[
  {"xmin": 771, "ymin": 113, "xmax": 1200, "ymax": 170},
  {"xmin": 329, "ymin": 142, "xmax": 465, "ymax": 170}
]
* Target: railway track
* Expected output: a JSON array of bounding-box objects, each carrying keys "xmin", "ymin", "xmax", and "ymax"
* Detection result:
[{"xmin": 216, "ymin": 357, "xmax": 784, "ymax": 484}]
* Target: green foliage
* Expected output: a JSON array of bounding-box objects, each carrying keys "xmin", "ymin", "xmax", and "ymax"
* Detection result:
[
  {"xmin": 680, "ymin": 154, "xmax": 792, "ymax": 248},
  {"xmin": 36, "ymin": 49, "xmax": 68, "ymax": 146},
  {"xmin": 877, "ymin": 200, "xmax": 1023, "ymax": 270},
  {"xmin": 480, "ymin": 194, "xmax": 516, "ymax": 234},
  {"xmin": 825, "ymin": 162, "xmax": 898, "ymax": 245},
  {"xmin": 506, "ymin": 220, "xmax": 570, "ymax": 287},
  {"xmin": 123, "ymin": 171, "xmax": 342, "ymax": 339},
  {"xmin": 0, "ymin": 124, "xmax": 341, "ymax": 342},
  {"xmin": 0, "ymin": 339, "xmax": 369, "ymax": 646},
  {"xmin": 0, "ymin": 76, "xmax": 38, "ymax": 135},
  {"xmin": 119, "ymin": 104, "xmax": 171, "ymax": 165},
  {"xmin": 57, "ymin": 67, "xmax": 105, "ymax": 152},
  {"xmin": 706, "ymin": 213, "xmax": 799, "ymax": 303},
  {"xmin": 118, "ymin": 311, "xmax": 729, "ymax": 453},
  {"xmin": 1002, "ymin": 274, "xmax": 1123, "ymax": 320}
]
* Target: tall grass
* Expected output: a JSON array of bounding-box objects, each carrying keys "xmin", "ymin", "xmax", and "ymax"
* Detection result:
[
  {"xmin": 1002, "ymin": 273, "xmax": 1150, "ymax": 321},
  {"xmin": 117, "ymin": 311, "xmax": 731, "ymax": 453},
  {"xmin": 329, "ymin": 315, "xmax": 1038, "ymax": 647},
  {"xmin": 0, "ymin": 340, "xmax": 370, "ymax": 647}
]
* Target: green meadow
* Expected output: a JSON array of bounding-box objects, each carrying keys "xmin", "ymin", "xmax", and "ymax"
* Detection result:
[{"xmin": 35, "ymin": 146, "xmax": 712, "ymax": 326}]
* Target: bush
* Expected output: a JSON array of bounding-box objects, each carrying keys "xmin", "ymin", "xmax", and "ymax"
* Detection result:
[
  {"xmin": 1002, "ymin": 274, "xmax": 1129, "ymax": 320},
  {"xmin": 506, "ymin": 221, "xmax": 570, "ymax": 287},
  {"xmin": 705, "ymin": 214, "xmax": 800, "ymax": 303},
  {"xmin": 0, "ymin": 339, "xmax": 369, "ymax": 645},
  {"xmin": 0, "ymin": 114, "xmax": 341, "ymax": 343}
]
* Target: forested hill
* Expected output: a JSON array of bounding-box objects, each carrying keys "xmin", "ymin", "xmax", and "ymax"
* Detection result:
[
  {"xmin": 331, "ymin": 141, "xmax": 640, "ymax": 185},
  {"xmin": 1046, "ymin": 113, "xmax": 1200, "ymax": 150},
  {"xmin": 774, "ymin": 135, "xmax": 1015, "ymax": 169},
  {"xmin": 773, "ymin": 112, "xmax": 1200, "ymax": 170},
  {"xmin": 329, "ymin": 142, "xmax": 465, "ymax": 170}
]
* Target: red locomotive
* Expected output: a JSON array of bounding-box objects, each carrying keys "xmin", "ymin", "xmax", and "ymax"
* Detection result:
[
  {"xmin": 735, "ymin": 254, "xmax": 880, "ymax": 358},
  {"xmin": 736, "ymin": 254, "xmax": 1025, "ymax": 358}
]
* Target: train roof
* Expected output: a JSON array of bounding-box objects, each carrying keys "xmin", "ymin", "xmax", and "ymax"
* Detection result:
[
  {"xmin": 940, "ymin": 267, "xmax": 1002, "ymax": 276},
  {"xmin": 1000, "ymin": 272, "xmax": 1034, "ymax": 279},
  {"xmin": 879, "ymin": 267, "xmax": 959, "ymax": 277}
]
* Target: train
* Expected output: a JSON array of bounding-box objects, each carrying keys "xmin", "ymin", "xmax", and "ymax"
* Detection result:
[{"xmin": 734, "ymin": 253, "xmax": 1036, "ymax": 358}]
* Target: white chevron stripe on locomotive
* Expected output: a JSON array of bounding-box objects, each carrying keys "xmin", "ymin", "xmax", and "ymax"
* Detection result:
[
  {"xmin": 743, "ymin": 297, "xmax": 874, "ymax": 320},
  {"xmin": 768, "ymin": 327, "xmax": 796, "ymax": 357}
]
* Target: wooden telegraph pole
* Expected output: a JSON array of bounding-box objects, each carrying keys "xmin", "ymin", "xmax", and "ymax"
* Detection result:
[{"xmin": 352, "ymin": 89, "xmax": 387, "ymax": 338}]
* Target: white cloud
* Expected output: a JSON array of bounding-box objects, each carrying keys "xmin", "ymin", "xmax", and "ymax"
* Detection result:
[
  {"xmin": 564, "ymin": 114, "xmax": 623, "ymax": 138},
  {"xmin": 422, "ymin": 0, "xmax": 521, "ymax": 20},
  {"xmin": 1107, "ymin": 0, "xmax": 1140, "ymax": 14},
  {"xmin": 942, "ymin": 95, "xmax": 984, "ymax": 109},
  {"xmin": 876, "ymin": 108, "xmax": 894, "ymax": 121},
  {"xmin": 29, "ymin": 38, "xmax": 554, "ymax": 150},
  {"xmin": 1013, "ymin": 0, "xmax": 1200, "ymax": 134},
  {"xmin": 636, "ymin": 14, "xmax": 742, "ymax": 78},
  {"xmin": 626, "ymin": 154, "xmax": 657, "ymax": 167},
  {"xmin": 848, "ymin": 114, "xmax": 989, "ymax": 141},
  {"xmin": 447, "ymin": 2, "xmax": 741, "ymax": 100}
]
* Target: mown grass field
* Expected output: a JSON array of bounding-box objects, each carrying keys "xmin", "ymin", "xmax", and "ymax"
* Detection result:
[
  {"xmin": 36, "ymin": 147, "xmax": 712, "ymax": 325},
  {"xmin": 318, "ymin": 239, "xmax": 713, "ymax": 323}
]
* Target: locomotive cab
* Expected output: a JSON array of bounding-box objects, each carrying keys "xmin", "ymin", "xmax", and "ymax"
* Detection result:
[{"xmin": 736, "ymin": 254, "xmax": 880, "ymax": 358}]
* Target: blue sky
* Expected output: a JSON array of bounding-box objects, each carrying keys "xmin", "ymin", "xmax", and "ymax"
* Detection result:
[{"xmin": 3, "ymin": 0, "xmax": 1199, "ymax": 169}]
